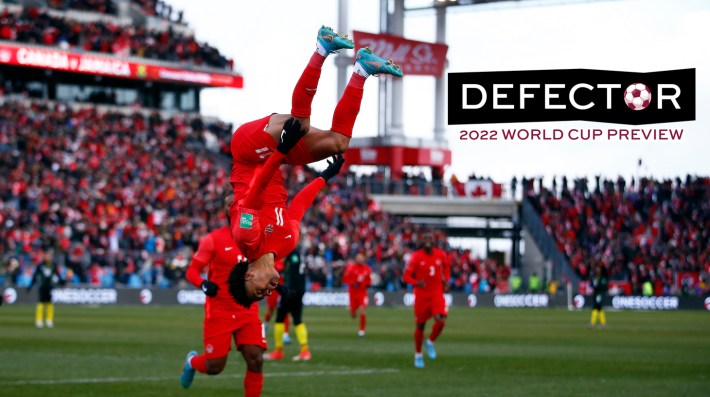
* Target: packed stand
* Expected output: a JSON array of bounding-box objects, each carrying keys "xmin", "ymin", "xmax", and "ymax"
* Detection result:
[
  {"xmin": 131, "ymin": 0, "xmax": 184, "ymax": 24},
  {"xmin": 283, "ymin": 165, "xmax": 511, "ymax": 294},
  {"xmin": 527, "ymin": 175, "xmax": 709, "ymax": 295},
  {"xmin": 47, "ymin": 0, "xmax": 117, "ymax": 15},
  {"xmin": 0, "ymin": 7, "xmax": 233, "ymax": 69},
  {"xmin": 0, "ymin": 99, "xmax": 234, "ymax": 288}
]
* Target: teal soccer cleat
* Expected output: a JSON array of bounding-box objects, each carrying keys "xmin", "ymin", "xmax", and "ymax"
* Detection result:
[
  {"xmin": 317, "ymin": 26, "xmax": 354, "ymax": 54},
  {"xmin": 180, "ymin": 351, "xmax": 198, "ymax": 389},
  {"xmin": 425, "ymin": 339, "xmax": 437, "ymax": 360},
  {"xmin": 354, "ymin": 47, "xmax": 404, "ymax": 77},
  {"xmin": 414, "ymin": 355, "xmax": 425, "ymax": 369}
]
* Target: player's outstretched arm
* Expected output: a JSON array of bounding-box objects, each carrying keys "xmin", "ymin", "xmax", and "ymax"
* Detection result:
[
  {"xmin": 402, "ymin": 253, "xmax": 419, "ymax": 286},
  {"xmin": 287, "ymin": 154, "xmax": 344, "ymax": 223},
  {"xmin": 319, "ymin": 154, "xmax": 345, "ymax": 182},
  {"xmin": 242, "ymin": 118, "xmax": 305, "ymax": 210},
  {"xmin": 186, "ymin": 235, "xmax": 218, "ymax": 295}
]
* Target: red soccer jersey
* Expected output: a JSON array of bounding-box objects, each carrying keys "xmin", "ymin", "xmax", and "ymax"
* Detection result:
[
  {"xmin": 403, "ymin": 248, "xmax": 450, "ymax": 297},
  {"xmin": 186, "ymin": 226, "xmax": 258, "ymax": 319},
  {"xmin": 230, "ymin": 115, "xmax": 288, "ymax": 207},
  {"xmin": 342, "ymin": 263, "xmax": 371, "ymax": 295}
]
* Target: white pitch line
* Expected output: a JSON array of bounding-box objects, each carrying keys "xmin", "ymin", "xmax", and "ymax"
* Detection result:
[{"xmin": 2, "ymin": 368, "xmax": 399, "ymax": 386}]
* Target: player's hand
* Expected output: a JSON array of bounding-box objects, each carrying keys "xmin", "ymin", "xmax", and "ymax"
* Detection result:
[
  {"xmin": 416, "ymin": 280, "xmax": 426, "ymax": 288},
  {"xmin": 320, "ymin": 154, "xmax": 345, "ymax": 181},
  {"xmin": 277, "ymin": 117, "xmax": 306, "ymax": 154},
  {"xmin": 201, "ymin": 280, "xmax": 219, "ymax": 297}
]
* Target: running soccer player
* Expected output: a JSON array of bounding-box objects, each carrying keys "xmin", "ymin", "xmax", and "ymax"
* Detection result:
[
  {"xmin": 342, "ymin": 252, "xmax": 371, "ymax": 337},
  {"xmin": 264, "ymin": 247, "xmax": 311, "ymax": 361},
  {"xmin": 403, "ymin": 232, "xmax": 451, "ymax": 369},
  {"xmin": 228, "ymin": 123, "xmax": 345, "ymax": 308},
  {"xmin": 27, "ymin": 251, "xmax": 64, "ymax": 328},
  {"xmin": 179, "ymin": 196, "xmax": 266, "ymax": 397}
]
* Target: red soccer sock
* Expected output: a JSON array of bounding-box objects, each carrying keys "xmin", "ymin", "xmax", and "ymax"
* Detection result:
[
  {"xmin": 244, "ymin": 370, "xmax": 264, "ymax": 397},
  {"xmin": 414, "ymin": 328, "xmax": 424, "ymax": 354},
  {"xmin": 429, "ymin": 320, "xmax": 445, "ymax": 342},
  {"xmin": 359, "ymin": 313, "xmax": 366, "ymax": 332},
  {"xmin": 284, "ymin": 314, "xmax": 290, "ymax": 333},
  {"xmin": 291, "ymin": 52, "xmax": 325, "ymax": 118},
  {"xmin": 189, "ymin": 354, "xmax": 207, "ymax": 374},
  {"xmin": 331, "ymin": 73, "xmax": 366, "ymax": 138}
]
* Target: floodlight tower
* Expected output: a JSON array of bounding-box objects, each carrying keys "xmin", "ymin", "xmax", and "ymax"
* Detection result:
[{"xmin": 337, "ymin": 0, "xmax": 453, "ymax": 182}]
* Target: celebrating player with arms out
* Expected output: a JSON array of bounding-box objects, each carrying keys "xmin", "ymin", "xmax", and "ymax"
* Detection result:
[
  {"xmin": 403, "ymin": 232, "xmax": 451, "ymax": 369},
  {"xmin": 342, "ymin": 252, "xmax": 372, "ymax": 337},
  {"xmin": 180, "ymin": 196, "xmax": 266, "ymax": 397}
]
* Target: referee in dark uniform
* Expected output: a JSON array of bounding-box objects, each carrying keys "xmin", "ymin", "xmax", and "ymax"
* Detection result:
[
  {"xmin": 264, "ymin": 248, "xmax": 311, "ymax": 361},
  {"xmin": 28, "ymin": 252, "xmax": 64, "ymax": 328},
  {"xmin": 589, "ymin": 264, "xmax": 608, "ymax": 328}
]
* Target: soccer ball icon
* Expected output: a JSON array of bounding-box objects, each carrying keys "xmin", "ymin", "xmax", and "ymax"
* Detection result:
[{"xmin": 624, "ymin": 83, "xmax": 652, "ymax": 110}]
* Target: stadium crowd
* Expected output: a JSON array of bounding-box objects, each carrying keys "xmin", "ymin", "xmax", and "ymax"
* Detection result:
[
  {"xmin": 0, "ymin": 99, "xmax": 233, "ymax": 287},
  {"xmin": 0, "ymin": 6, "xmax": 233, "ymax": 69},
  {"xmin": 47, "ymin": 0, "xmax": 117, "ymax": 15},
  {"xmin": 527, "ymin": 175, "xmax": 709, "ymax": 295},
  {"xmin": 2, "ymin": 97, "xmax": 705, "ymax": 297},
  {"xmin": 0, "ymin": 96, "xmax": 511, "ymax": 293}
]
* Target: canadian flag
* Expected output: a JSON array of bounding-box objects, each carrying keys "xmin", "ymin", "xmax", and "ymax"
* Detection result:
[{"xmin": 464, "ymin": 180, "xmax": 503, "ymax": 198}]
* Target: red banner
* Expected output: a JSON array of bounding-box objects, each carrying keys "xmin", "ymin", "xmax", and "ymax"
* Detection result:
[
  {"xmin": 352, "ymin": 31, "xmax": 448, "ymax": 77},
  {"xmin": 345, "ymin": 146, "xmax": 451, "ymax": 167},
  {"xmin": 0, "ymin": 42, "xmax": 243, "ymax": 88}
]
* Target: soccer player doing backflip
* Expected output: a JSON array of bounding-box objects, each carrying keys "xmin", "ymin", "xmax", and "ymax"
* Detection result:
[{"xmin": 227, "ymin": 25, "xmax": 402, "ymax": 307}]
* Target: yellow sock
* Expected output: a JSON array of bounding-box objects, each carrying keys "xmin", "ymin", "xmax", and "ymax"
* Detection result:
[
  {"xmin": 295, "ymin": 323, "xmax": 308, "ymax": 351},
  {"xmin": 274, "ymin": 322, "xmax": 285, "ymax": 350},
  {"xmin": 590, "ymin": 309, "xmax": 599, "ymax": 325},
  {"xmin": 35, "ymin": 303, "xmax": 44, "ymax": 323},
  {"xmin": 46, "ymin": 303, "xmax": 54, "ymax": 322},
  {"xmin": 599, "ymin": 310, "xmax": 606, "ymax": 326}
]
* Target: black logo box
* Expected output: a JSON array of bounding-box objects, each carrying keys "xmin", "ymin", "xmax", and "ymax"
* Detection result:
[{"xmin": 448, "ymin": 68, "xmax": 695, "ymax": 125}]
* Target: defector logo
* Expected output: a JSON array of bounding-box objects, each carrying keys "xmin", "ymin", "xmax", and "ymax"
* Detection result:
[{"xmin": 448, "ymin": 68, "xmax": 695, "ymax": 125}]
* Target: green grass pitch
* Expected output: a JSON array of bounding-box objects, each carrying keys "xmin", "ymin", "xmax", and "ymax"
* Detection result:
[{"xmin": 1, "ymin": 305, "xmax": 709, "ymax": 397}]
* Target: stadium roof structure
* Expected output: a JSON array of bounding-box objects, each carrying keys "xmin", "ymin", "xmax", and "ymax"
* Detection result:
[
  {"xmin": 0, "ymin": 1, "xmax": 242, "ymax": 89},
  {"xmin": 0, "ymin": 40, "xmax": 243, "ymax": 89}
]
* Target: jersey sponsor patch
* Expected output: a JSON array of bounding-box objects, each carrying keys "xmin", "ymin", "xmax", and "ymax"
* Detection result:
[{"xmin": 239, "ymin": 213, "xmax": 253, "ymax": 229}]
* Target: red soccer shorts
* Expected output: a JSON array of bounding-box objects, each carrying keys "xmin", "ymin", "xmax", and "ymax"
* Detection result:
[
  {"xmin": 231, "ymin": 205, "xmax": 299, "ymax": 261},
  {"xmin": 349, "ymin": 292, "xmax": 368, "ymax": 314},
  {"xmin": 203, "ymin": 314, "xmax": 267, "ymax": 359},
  {"xmin": 231, "ymin": 114, "xmax": 314, "ymax": 166},
  {"xmin": 413, "ymin": 293, "xmax": 447, "ymax": 324}
]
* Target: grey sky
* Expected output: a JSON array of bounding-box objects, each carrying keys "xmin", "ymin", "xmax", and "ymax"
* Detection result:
[{"xmin": 169, "ymin": 0, "xmax": 709, "ymax": 183}]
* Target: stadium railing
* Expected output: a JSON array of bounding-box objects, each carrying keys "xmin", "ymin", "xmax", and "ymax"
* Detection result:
[{"xmin": 521, "ymin": 198, "xmax": 579, "ymax": 288}]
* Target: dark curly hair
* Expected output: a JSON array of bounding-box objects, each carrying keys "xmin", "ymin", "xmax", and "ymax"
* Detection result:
[{"xmin": 227, "ymin": 259, "xmax": 254, "ymax": 309}]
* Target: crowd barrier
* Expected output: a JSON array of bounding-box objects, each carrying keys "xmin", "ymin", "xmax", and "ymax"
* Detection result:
[{"xmin": 3, "ymin": 287, "xmax": 708, "ymax": 311}]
